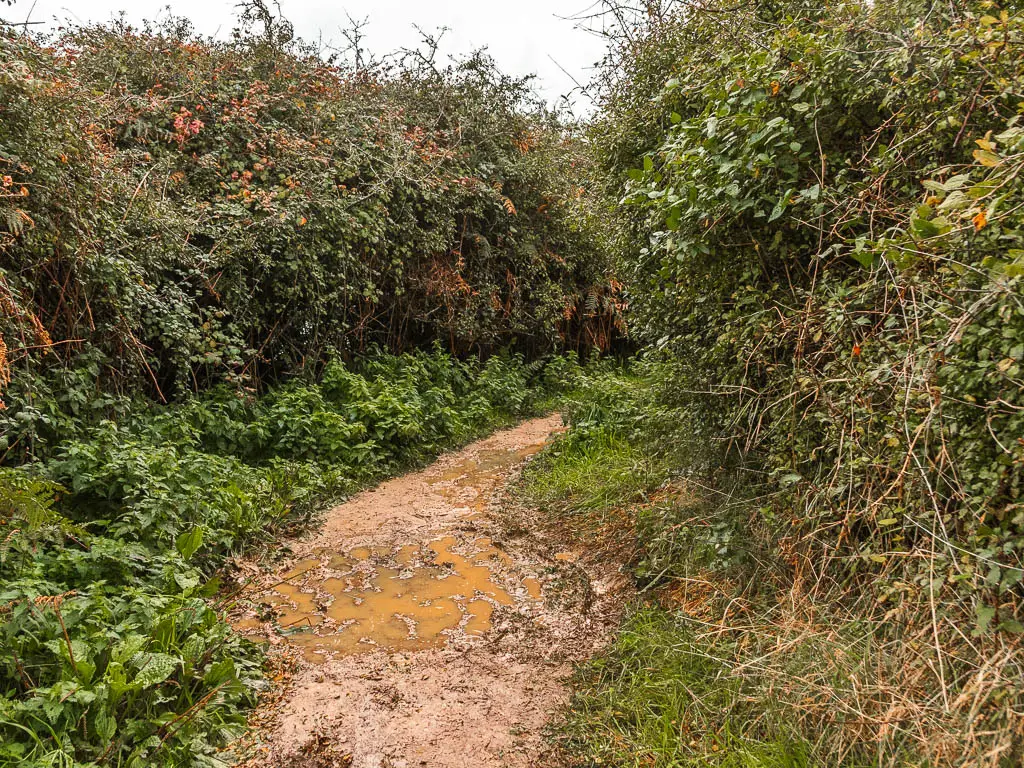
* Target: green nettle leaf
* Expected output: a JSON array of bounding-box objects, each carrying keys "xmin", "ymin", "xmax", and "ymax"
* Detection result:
[
  {"xmin": 975, "ymin": 604, "xmax": 996, "ymax": 635},
  {"xmin": 938, "ymin": 190, "xmax": 970, "ymax": 211},
  {"xmin": 203, "ymin": 657, "xmax": 236, "ymax": 687},
  {"xmin": 944, "ymin": 173, "xmax": 971, "ymax": 191},
  {"xmin": 643, "ymin": 155, "xmax": 655, "ymax": 172},
  {"xmin": 174, "ymin": 570, "xmax": 201, "ymax": 591},
  {"xmin": 132, "ymin": 653, "xmax": 181, "ymax": 688},
  {"xmin": 94, "ymin": 708, "xmax": 117, "ymax": 743},
  {"xmin": 998, "ymin": 619, "xmax": 1024, "ymax": 635},
  {"xmin": 41, "ymin": 696, "xmax": 64, "ymax": 725},
  {"xmin": 175, "ymin": 526, "xmax": 204, "ymax": 560}
]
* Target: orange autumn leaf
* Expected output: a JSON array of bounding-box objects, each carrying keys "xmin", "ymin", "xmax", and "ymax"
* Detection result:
[{"xmin": 973, "ymin": 209, "xmax": 987, "ymax": 231}]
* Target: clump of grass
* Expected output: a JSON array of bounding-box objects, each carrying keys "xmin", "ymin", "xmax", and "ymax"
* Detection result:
[
  {"xmin": 525, "ymin": 426, "xmax": 655, "ymax": 513},
  {"xmin": 556, "ymin": 607, "xmax": 809, "ymax": 768},
  {"xmin": 522, "ymin": 366, "xmax": 668, "ymax": 537}
]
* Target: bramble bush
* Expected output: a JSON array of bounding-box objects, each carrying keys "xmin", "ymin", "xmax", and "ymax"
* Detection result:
[
  {"xmin": 0, "ymin": 9, "xmax": 620, "ymax": 461},
  {"xmin": 529, "ymin": 1, "xmax": 1024, "ymax": 766}
]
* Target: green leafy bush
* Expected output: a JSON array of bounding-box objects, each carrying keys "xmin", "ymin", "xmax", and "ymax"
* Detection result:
[
  {"xmin": 0, "ymin": 12, "xmax": 621, "ymax": 463},
  {"xmin": 543, "ymin": 1, "xmax": 1024, "ymax": 764}
]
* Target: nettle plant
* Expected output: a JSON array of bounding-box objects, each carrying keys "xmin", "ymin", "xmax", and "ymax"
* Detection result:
[{"xmin": 0, "ymin": 468, "xmax": 262, "ymax": 768}]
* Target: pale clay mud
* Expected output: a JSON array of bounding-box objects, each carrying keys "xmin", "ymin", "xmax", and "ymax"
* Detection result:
[{"xmin": 230, "ymin": 415, "xmax": 626, "ymax": 768}]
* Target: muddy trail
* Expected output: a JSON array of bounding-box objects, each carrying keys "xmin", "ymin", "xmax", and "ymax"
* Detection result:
[{"xmin": 229, "ymin": 415, "xmax": 625, "ymax": 768}]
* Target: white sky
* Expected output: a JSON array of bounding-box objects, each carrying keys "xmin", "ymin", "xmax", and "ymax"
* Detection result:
[{"xmin": 10, "ymin": 0, "xmax": 610, "ymax": 113}]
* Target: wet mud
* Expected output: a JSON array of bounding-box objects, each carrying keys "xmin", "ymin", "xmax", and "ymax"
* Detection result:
[{"xmin": 231, "ymin": 415, "xmax": 624, "ymax": 768}]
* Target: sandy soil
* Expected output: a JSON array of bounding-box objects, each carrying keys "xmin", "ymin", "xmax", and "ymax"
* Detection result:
[{"xmin": 230, "ymin": 415, "xmax": 625, "ymax": 768}]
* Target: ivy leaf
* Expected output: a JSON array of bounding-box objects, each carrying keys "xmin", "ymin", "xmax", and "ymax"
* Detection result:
[
  {"xmin": 851, "ymin": 250, "xmax": 876, "ymax": 269},
  {"xmin": 910, "ymin": 216, "xmax": 942, "ymax": 238},
  {"xmin": 778, "ymin": 473, "xmax": 803, "ymax": 488}
]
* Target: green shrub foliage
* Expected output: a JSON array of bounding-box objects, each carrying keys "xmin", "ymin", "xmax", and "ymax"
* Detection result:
[
  {"xmin": 0, "ymin": 14, "xmax": 619, "ymax": 459},
  {"xmin": 601, "ymin": 0, "xmax": 1024, "ymax": 630},
  {"xmin": 550, "ymin": 0, "xmax": 1024, "ymax": 764}
]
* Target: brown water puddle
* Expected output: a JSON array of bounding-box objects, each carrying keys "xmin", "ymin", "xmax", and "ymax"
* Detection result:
[
  {"xmin": 232, "ymin": 436, "xmax": 555, "ymax": 663},
  {"xmin": 239, "ymin": 535, "xmax": 539, "ymax": 662},
  {"xmin": 228, "ymin": 415, "xmax": 625, "ymax": 768}
]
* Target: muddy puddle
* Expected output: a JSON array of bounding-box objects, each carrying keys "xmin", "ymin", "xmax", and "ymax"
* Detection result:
[
  {"xmin": 236, "ymin": 534, "xmax": 541, "ymax": 661},
  {"xmin": 233, "ymin": 439, "xmax": 553, "ymax": 662},
  {"xmin": 228, "ymin": 415, "xmax": 623, "ymax": 768}
]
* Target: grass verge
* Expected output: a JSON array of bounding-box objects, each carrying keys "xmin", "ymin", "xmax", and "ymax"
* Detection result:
[{"xmin": 522, "ymin": 364, "xmax": 1024, "ymax": 767}]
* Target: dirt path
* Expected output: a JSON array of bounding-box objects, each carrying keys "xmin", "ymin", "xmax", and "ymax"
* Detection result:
[{"xmin": 230, "ymin": 415, "xmax": 623, "ymax": 768}]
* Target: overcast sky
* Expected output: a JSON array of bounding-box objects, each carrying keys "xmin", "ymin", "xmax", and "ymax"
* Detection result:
[{"xmin": 8, "ymin": 0, "xmax": 610, "ymax": 113}]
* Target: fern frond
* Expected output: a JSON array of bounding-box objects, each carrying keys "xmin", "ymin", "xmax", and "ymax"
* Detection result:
[{"xmin": 0, "ymin": 468, "xmax": 70, "ymax": 532}]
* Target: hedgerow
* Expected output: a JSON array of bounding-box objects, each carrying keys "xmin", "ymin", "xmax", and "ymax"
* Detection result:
[
  {"xmin": 0, "ymin": 5, "xmax": 606, "ymax": 764},
  {"xmin": 0, "ymin": 9, "xmax": 620, "ymax": 460},
  {"xmin": 535, "ymin": 0, "xmax": 1024, "ymax": 766}
]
